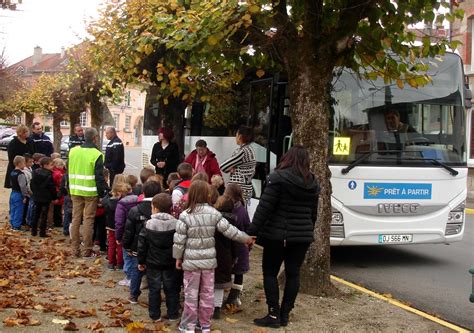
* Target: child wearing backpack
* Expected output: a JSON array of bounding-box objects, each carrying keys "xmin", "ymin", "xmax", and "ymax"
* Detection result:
[
  {"xmin": 173, "ymin": 180, "xmax": 255, "ymax": 333},
  {"xmin": 171, "ymin": 163, "xmax": 193, "ymax": 218},
  {"xmin": 123, "ymin": 180, "xmax": 162, "ymax": 304},
  {"xmin": 137, "ymin": 193, "xmax": 180, "ymax": 321}
]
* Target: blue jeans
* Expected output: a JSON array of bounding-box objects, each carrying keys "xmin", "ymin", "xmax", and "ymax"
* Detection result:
[
  {"xmin": 147, "ymin": 267, "xmax": 180, "ymax": 320},
  {"xmin": 122, "ymin": 250, "xmax": 133, "ymax": 280},
  {"xmin": 128, "ymin": 255, "xmax": 144, "ymax": 298},
  {"xmin": 9, "ymin": 191, "xmax": 24, "ymax": 229}
]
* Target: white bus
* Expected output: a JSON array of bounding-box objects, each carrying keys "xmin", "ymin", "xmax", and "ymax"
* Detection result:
[{"xmin": 142, "ymin": 53, "xmax": 471, "ymax": 246}]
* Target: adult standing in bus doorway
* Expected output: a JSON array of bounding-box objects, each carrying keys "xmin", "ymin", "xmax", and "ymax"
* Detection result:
[
  {"xmin": 68, "ymin": 124, "xmax": 85, "ymax": 149},
  {"xmin": 4, "ymin": 125, "xmax": 34, "ymax": 188},
  {"xmin": 30, "ymin": 122, "xmax": 53, "ymax": 157},
  {"xmin": 150, "ymin": 127, "xmax": 180, "ymax": 188},
  {"xmin": 184, "ymin": 139, "xmax": 221, "ymax": 183},
  {"xmin": 247, "ymin": 145, "xmax": 319, "ymax": 329},
  {"xmin": 69, "ymin": 127, "xmax": 108, "ymax": 258},
  {"xmin": 104, "ymin": 126, "xmax": 126, "ymax": 187},
  {"xmin": 220, "ymin": 126, "xmax": 257, "ymax": 205}
]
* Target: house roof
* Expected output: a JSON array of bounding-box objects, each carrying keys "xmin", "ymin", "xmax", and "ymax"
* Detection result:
[{"xmin": 9, "ymin": 53, "xmax": 68, "ymax": 74}]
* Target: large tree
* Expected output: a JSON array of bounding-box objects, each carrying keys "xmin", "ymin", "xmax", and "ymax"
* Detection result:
[{"xmin": 88, "ymin": 0, "xmax": 463, "ymax": 295}]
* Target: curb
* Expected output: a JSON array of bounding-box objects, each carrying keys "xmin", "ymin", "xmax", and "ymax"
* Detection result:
[
  {"xmin": 330, "ymin": 275, "xmax": 469, "ymax": 333},
  {"xmin": 466, "ymin": 208, "xmax": 474, "ymax": 215}
]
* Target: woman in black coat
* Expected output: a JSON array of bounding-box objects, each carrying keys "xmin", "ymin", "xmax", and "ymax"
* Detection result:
[
  {"xmin": 150, "ymin": 127, "xmax": 179, "ymax": 187},
  {"xmin": 4, "ymin": 125, "xmax": 34, "ymax": 188},
  {"xmin": 247, "ymin": 145, "xmax": 320, "ymax": 328}
]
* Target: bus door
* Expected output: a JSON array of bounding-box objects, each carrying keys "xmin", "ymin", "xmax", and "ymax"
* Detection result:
[{"xmin": 248, "ymin": 78, "xmax": 292, "ymax": 198}]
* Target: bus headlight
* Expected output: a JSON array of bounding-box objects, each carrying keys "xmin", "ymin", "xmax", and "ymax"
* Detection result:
[
  {"xmin": 331, "ymin": 209, "xmax": 345, "ymax": 238},
  {"xmin": 445, "ymin": 202, "xmax": 465, "ymax": 236}
]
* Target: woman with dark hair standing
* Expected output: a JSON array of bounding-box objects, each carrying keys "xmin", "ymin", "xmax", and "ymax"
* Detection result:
[
  {"xmin": 247, "ymin": 145, "xmax": 320, "ymax": 328},
  {"xmin": 150, "ymin": 127, "xmax": 180, "ymax": 187},
  {"xmin": 5, "ymin": 125, "xmax": 34, "ymax": 188},
  {"xmin": 220, "ymin": 126, "xmax": 257, "ymax": 205}
]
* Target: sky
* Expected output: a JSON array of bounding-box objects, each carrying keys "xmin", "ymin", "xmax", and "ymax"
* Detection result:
[{"xmin": 0, "ymin": 0, "xmax": 104, "ymax": 65}]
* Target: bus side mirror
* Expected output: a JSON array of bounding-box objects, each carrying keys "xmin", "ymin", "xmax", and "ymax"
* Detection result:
[{"xmin": 465, "ymin": 87, "xmax": 472, "ymax": 109}]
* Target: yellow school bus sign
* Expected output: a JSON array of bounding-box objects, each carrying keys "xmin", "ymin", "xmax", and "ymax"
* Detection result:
[{"xmin": 333, "ymin": 137, "xmax": 350, "ymax": 155}]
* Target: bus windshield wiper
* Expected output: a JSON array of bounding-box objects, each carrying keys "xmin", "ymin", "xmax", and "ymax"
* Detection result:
[
  {"xmin": 396, "ymin": 157, "xmax": 459, "ymax": 176},
  {"xmin": 341, "ymin": 150, "xmax": 403, "ymax": 175}
]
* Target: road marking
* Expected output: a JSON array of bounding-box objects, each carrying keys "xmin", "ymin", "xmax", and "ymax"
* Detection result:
[
  {"xmin": 330, "ymin": 275, "xmax": 469, "ymax": 333},
  {"xmin": 465, "ymin": 208, "xmax": 474, "ymax": 215}
]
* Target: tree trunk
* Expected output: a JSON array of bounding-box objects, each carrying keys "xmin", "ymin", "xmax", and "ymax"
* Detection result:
[
  {"xmin": 162, "ymin": 97, "xmax": 186, "ymax": 161},
  {"xmin": 52, "ymin": 113, "xmax": 63, "ymax": 153},
  {"xmin": 69, "ymin": 111, "xmax": 81, "ymax": 135},
  {"xmin": 89, "ymin": 94, "xmax": 103, "ymax": 133},
  {"xmin": 287, "ymin": 59, "xmax": 337, "ymax": 296},
  {"xmin": 24, "ymin": 112, "xmax": 34, "ymax": 127}
]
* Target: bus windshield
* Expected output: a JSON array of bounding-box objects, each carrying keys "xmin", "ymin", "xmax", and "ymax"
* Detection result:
[{"xmin": 329, "ymin": 53, "xmax": 466, "ymax": 167}]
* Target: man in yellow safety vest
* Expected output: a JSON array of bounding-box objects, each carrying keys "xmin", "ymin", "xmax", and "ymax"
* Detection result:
[{"xmin": 68, "ymin": 127, "xmax": 108, "ymax": 258}]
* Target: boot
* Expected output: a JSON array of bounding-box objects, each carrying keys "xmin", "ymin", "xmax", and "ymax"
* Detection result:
[
  {"xmin": 280, "ymin": 308, "xmax": 290, "ymax": 327},
  {"xmin": 253, "ymin": 306, "xmax": 280, "ymax": 329},
  {"xmin": 225, "ymin": 284, "xmax": 243, "ymax": 306}
]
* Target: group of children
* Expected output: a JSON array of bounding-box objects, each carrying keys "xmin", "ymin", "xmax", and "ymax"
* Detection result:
[
  {"xmin": 8, "ymin": 153, "xmax": 255, "ymax": 332},
  {"xmin": 100, "ymin": 163, "xmax": 254, "ymax": 332},
  {"xmin": 9, "ymin": 152, "xmax": 67, "ymax": 237}
]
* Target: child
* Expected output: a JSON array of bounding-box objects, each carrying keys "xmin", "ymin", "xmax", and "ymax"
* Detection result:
[
  {"xmin": 134, "ymin": 167, "xmax": 155, "ymax": 195},
  {"xmin": 31, "ymin": 153, "xmax": 45, "ymax": 171},
  {"xmin": 51, "ymin": 152, "xmax": 61, "ymax": 160},
  {"xmin": 137, "ymin": 193, "xmax": 180, "ymax": 321},
  {"xmin": 9, "ymin": 156, "xmax": 28, "ymax": 231},
  {"xmin": 166, "ymin": 172, "xmax": 179, "ymax": 193},
  {"xmin": 127, "ymin": 174, "xmax": 140, "ymax": 195},
  {"xmin": 123, "ymin": 180, "xmax": 162, "ymax": 304},
  {"xmin": 94, "ymin": 169, "xmax": 110, "ymax": 254},
  {"xmin": 103, "ymin": 181, "xmax": 129, "ymax": 270},
  {"xmin": 22, "ymin": 154, "xmax": 34, "ymax": 227},
  {"xmin": 173, "ymin": 180, "xmax": 255, "ymax": 333},
  {"xmin": 211, "ymin": 174, "xmax": 225, "ymax": 195},
  {"xmin": 192, "ymin": 172, "xmax": 208, "ymax": 183},
  {"xmin": 223, "ymin": 183, "xmax": 251, "ymax": 307},
  {"xmin": 171, "ymin": 163, "xmax": 193, "ymax": 218},
  {"xmin": 212, "ymin": 195, "xmax": 237, "ymax": 319},
  {"xmin": 30, "ymin": 157, "xmax": 57, "ymax": 237},
  {"xmin": 51, "ymin": 158, "xmax": 66, "ymax": 228},
  {"xmin": 115, "ymin": 181, "xmax": 139, "ymax": 286}
]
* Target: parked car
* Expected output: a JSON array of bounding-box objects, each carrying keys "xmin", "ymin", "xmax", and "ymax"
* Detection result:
[
  {"xmin": 0, "ymin": 134, "xmax": 15, "ymax": 150},
  {"xmin": 60, "ymin": 135, "xmax": 69, "ymax": 159},
  {"xmin": 0, "ymin": 127, "xmax": 15, "ymax": 139}
]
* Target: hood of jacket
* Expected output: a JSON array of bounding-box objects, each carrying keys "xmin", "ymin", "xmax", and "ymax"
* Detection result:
[
  {"xmin": 147, "ymin": 213, "xmax": 177, "ymax": 232},
  {"xmin": 277, "ymin": 168, "xmax": 319, "ymax": 192}
]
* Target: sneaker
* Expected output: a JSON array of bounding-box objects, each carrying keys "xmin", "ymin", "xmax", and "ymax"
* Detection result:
[
  {"xmin": 118, "ymin": 279, "xmax": 131, "ymax": 287},
  {"xmin": 213, "ymin": 307, "xmax": 221, "ymax": 319},
  {"xmin": 253, "ymin": 313, "xmax": 281, "ymax": 329},
  {"xmin": 116, "ymin": 264, "xmax": 124, "ymax": 270},
  {"xmin": 201, "ymin": 327, "xmax": 211, "ymax": 333},
  {"xmin": 178, "ymin": 325, "xmax": 195, "ymax": 333},
  {"xmin": 82, "ymin": 250, "xmax": 97, "ymax": 258},
  {"xmin": 153, "ymin": 318, "xmax": 162, "ymax": 322},
  {"xmin": 167, "ymin": 315, "xmax": 179, "ymax": 322},
  {"xmin": 107, "ymin": 264, "xmax": 115, "ymax": 271},
  {"xmin": 128, "ymin": 296, "xmax": 138, "ymax": 304}
]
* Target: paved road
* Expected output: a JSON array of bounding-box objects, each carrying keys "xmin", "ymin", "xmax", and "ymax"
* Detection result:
[
  {"xmin": 124, "ymin": 146, "xmax": 143, "ymax": 178},
  {"xmin": 331, "ymin": 215, "xmax": 474, "ymax": 330}
]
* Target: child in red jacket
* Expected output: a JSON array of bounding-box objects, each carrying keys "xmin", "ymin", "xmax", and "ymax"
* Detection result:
[{"xmin": 51, "ymin": 158, "xmax": 66, "ymax": 228}]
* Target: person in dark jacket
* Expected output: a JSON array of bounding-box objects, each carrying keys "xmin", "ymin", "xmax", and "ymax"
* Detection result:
[
  {"xmin": 184, "ymin": 139, "xmax": 222, "ymax": 183},
  {"xmin": 9, "ymin": 156, "xmax": 28, "ymax": 231},
  {"xmin": 248, "ymin": 145, "xmax": 320, "ymax": 329},
  {"xmin": 30, "ymin": 157, "xmax": 57, "ymax": 237},
  {"xmin": 4, "ymin": 125, "xmax": 34, "ymax": 188},
  {"xmin": 212, "ymin": 195, "xmax": 238, "ymax": 319},
  {"xmin": 123, "ymin": 180, "xmax": 162, "ymax": 304},
  {"xmin": 137, "ymin": 193, "xmax": 180, "ymax": 321},
  {"xmin": 150, "ymin": 127, "xmax": 180, "ymax": 187},
  {"xmin": 68, "ymin": 124, "xmax": 85, "ymax": 149},
  {"xmin": 29, "ymin": 122, "xmax": 53, "ymax": 157},
  {"xmin": 104, "ymin": 127, "xmax": 126, "ymax": 187}
]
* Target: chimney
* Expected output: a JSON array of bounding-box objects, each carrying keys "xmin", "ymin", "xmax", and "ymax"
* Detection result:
[
  {"xmin": 32, "ymin": 46, "xmax": 42, "ymax": 66},
  {"xmin": 60, "ymin": 47, "xmax": 65, "ymax": 59}
]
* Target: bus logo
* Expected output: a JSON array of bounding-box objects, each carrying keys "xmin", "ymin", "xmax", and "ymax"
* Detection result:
[
  {"xmin": 366, "ymin": 185, "xmax": 383, "ymax": 197},
  {"xmin": 364, "ymin": 183, "xmax": 432, "ymax": 199}
]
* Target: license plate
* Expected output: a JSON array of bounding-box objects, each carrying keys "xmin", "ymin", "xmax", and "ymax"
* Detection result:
[{"xmin": 378, "ymin": 234, "xmax": 413, "ymax": 244}]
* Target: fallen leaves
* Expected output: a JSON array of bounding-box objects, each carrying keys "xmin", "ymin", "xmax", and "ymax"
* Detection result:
[
  {"xmin": 3, "ymin": 310, "xmax": 40, "ymax": 327},
  {"xmin": 63, "ymin": 321, "xmax": 80, "ymax": 331},
  {"xmin": 224, "ymin": 317, "xmax": 239, "ymax": 324}
]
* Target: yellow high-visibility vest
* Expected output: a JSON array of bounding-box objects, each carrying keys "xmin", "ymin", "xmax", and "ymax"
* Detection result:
[{"xmin": 68, "ymin": 146, "xmax": 103, "ymax": 197}]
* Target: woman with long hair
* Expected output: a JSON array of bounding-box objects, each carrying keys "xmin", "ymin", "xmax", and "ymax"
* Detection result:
[
  {"xmin": 219, "ymin": 125, "xmax": 257, "ymax": 205},
  {"xmin": 247, "ymin": 145, "xmax": 320, "ymax": 328}
]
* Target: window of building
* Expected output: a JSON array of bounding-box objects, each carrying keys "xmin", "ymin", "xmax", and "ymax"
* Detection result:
[
  {"xmin": 114, "ymin": 114, "xmax": 120, "ymax": 129},
  {"xmin": 14, "ymin": 116, "xmax": 21, "ymax": 124},
  {"xmin": 125, "ymin": 115, "xmax": 131, "ymax": 131},
  {"xmin": 125, "ymin": 91, "xmax": 131, "ymax": 107},
  {"xmin": 80, "ymin": 112, "xmax": 87, "ymax": 127}
]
